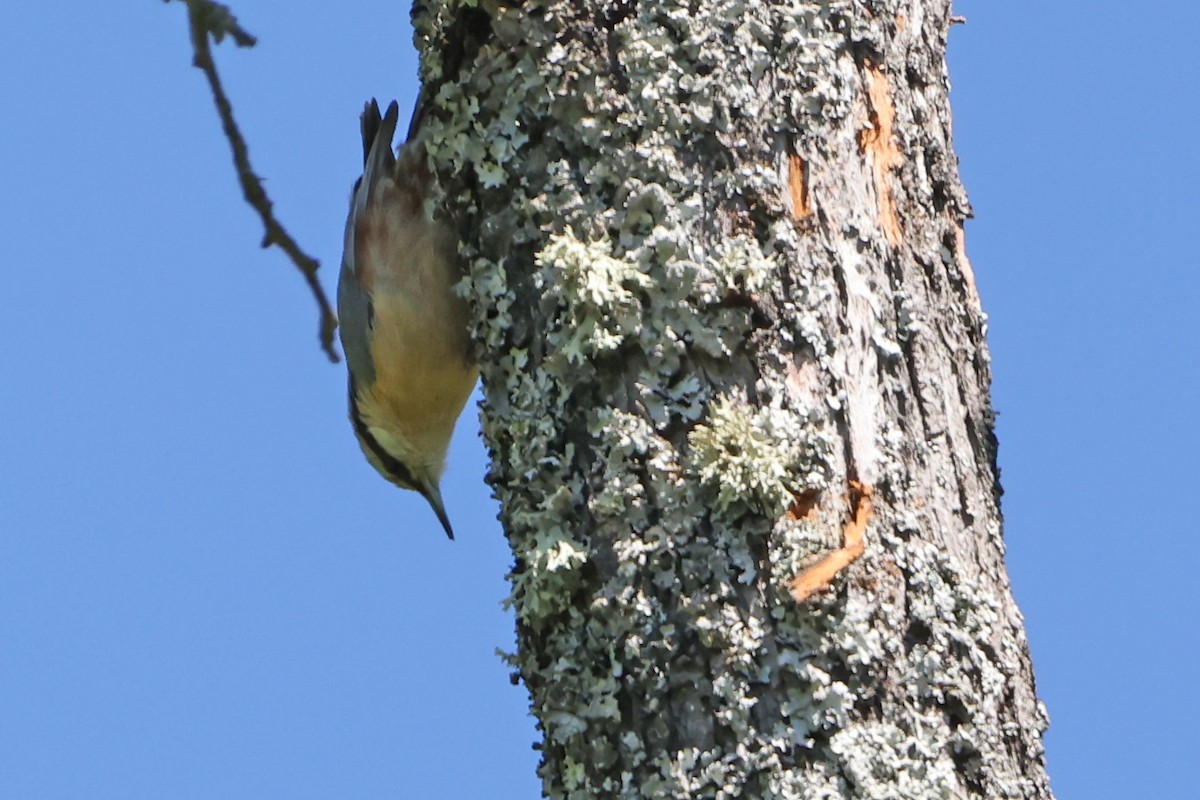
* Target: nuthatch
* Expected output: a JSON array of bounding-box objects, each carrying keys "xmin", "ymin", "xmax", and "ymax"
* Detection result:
[{"xmin": 337, "ymin": 99, "xmax": 477, "ymax": 539}]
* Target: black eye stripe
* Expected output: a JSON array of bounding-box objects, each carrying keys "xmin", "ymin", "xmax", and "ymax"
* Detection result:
[{"xmin": 347, "ymin": 376, "xmax": 420, "ymax": 491}]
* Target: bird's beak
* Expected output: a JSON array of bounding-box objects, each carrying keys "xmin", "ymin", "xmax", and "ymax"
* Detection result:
[{"xmin": 422, "ymin": 483, "xmax": 455, "ymax": 540}]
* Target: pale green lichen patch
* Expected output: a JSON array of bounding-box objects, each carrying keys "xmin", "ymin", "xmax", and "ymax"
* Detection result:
[
  {"xmin": 535, "ymin": 231, "xmax": 651, "ymax": 365},
  {"xmin": 688, "ymin": 395, "xmax": 828, "ymax": 518},
  {"xmin": 683, "ymin": 234, "xmax": 781, "ymax": 306}
]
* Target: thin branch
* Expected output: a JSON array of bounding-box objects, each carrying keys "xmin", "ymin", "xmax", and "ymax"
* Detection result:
[{"xmin": 168, "ymin": 0, "xmax": 340, "ymax": 362}]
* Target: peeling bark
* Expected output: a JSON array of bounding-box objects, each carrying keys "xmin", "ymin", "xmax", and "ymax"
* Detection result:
[{"xmin": 414, "ymin": 0, "xmax": 1053, "ymax": 796}]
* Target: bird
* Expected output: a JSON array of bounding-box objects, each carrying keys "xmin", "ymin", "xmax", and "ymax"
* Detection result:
[{"xmin": 337, "ymin": 98, "xmax": 478, "ymax": 539}]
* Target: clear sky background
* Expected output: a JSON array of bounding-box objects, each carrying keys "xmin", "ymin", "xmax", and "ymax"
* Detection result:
[{"xmin": 1, "ymin": 2, "xmax": 1195, "ymax": 798}]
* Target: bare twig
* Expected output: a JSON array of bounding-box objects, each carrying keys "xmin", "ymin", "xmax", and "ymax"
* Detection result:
[{"xmin": 168, "ymin": 0, "xmax": 340, "ymax": 362}]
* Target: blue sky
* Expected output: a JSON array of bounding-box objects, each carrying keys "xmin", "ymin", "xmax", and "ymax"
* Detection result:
[{"xmin": 1, "ymin": 2, "xmax": 1195, "ymax": 798}]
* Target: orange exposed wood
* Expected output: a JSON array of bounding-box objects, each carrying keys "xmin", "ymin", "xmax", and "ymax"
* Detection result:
[
  {"xmin": 785, "ymin": 489, "xmax": 821, "ymax": 521},
  {"xmin": 789, "ymin": 481, "xmax": 874, "ymax": 603},
  {"xmin": 858, "ymin": 66, "xmax": 904, "ymax": 247},
  {"xmin": 787, "ymin": 153, "xmax": 812, "ymax": 220}
]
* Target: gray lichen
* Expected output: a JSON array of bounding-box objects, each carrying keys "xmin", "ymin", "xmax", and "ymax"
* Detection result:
[
  {"xmin": 688, "ymin": 395, "xmax": 828, "ymax": 519},
  {"xmin": 411, "ymin": 0, "xmax": 1054, "ymax": 796}
]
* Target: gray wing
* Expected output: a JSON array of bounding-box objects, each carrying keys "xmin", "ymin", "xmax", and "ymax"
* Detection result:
[
  {"xmin": 337, "ymin": 258, "xmax": 376, "ymax": 387},
  {"xmin": 337, "ymin": 99, "xmax": 400, "ymax": 387}
]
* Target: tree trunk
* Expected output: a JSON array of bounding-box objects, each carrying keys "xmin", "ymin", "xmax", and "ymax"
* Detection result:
[{"xmin": 415, "ymin": 0, "xmax": 1053, "ymax": 797}]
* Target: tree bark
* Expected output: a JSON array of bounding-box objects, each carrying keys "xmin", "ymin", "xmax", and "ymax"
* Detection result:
[{"xmin": 415, "ymin": 0, "xmax": 1053, "ymax": 797}]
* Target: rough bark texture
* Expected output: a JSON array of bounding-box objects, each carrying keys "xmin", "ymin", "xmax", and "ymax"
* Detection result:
[{"xmin": 414, "ymin": 0, "xmax": 1053, "ymax": 797}]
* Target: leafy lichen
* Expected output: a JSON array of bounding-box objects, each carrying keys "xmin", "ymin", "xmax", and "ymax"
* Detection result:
[
  {"xmin": 688, "ymin": 395, "xmax": 828, "ymax": 518},
  {"xmin": 410, "ymin": 0, "xmax": 1051, "ymax": 796},
  {"xmin": 535, "ymin": 231, "xmax": 652, "ymax": 364}
]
